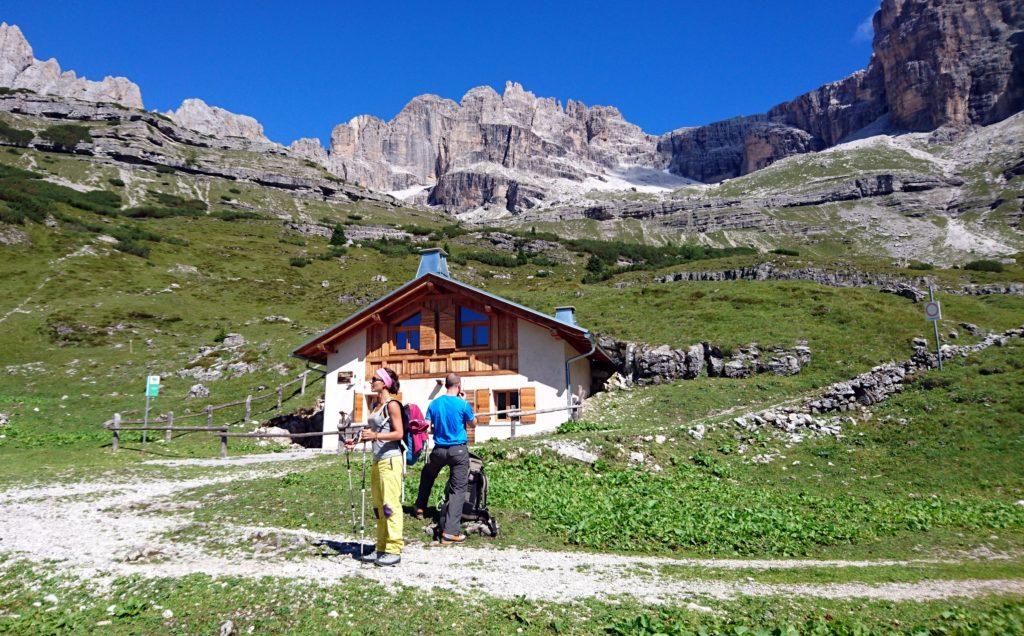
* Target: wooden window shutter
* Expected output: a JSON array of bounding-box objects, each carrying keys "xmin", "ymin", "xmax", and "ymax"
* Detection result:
[
  {"xmin": 353, "ymin": 392, "xmax": 365, "ymax": 423},
  {"xmin": 475, "ymin": 389, "xmax": 491, "ymax": 424},
  {"xmin": 419, "ymin": 310, "xmax": 437, "ymax": 352},
  {"xmin": 520, "ymin": 387, "xmax": 536, "ymax": 424},
  {"xmin": 438, "ymin": 304, "xmax": 456, "ymax": 350}
]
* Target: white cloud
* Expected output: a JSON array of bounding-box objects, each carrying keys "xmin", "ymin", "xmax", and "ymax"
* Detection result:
[{"xmin": 852, "ymin": 14, "xmax": 874, "ymax": 43}]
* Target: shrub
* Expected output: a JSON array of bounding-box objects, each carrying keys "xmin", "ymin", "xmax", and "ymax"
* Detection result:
[
  {"xmin": 463, "ymin": 250, "xmax": 518, "ymax": 268},
  {"xmin": 329, "ymin": 224, "xmax": 347, "ymax": 246},
  {"xmin": 907, "ymin": 260, "xmax": 934, "ymax": 270},
  {"xmin": 154, "ymin": 165, "xmax": 176, "ymax": 174},
  {"xmin": 0, "ymin": 119, "xmax": 33, "ymax": 146},
  {"xmin": 123, "ymin": 206, "xmax": 202, "ymax": 219},
  {"xmin": 289, "ymin": 257, "xmax": 311, "ymax": 267},
  {"xmin": 113, "ymin": 240, "xmax": 150, "ymax": 258},
  {"xmin": 39, "ymin": 124, "xmax": 92, "ymax": 149},
  {"xmin": 770, "ymin": 247, "xmax": 800, "ymax": 256},
  {"xmin": 346, "ymin": 213, "xmax": 363, "ymax": 221},
  {"xmin": 147, "ymin": 190, "xmax": 207, "ymax": 212},
  {"xmin": 108, "ymin": 177, "xmax": 125, "ymax": 187},
  {"xmin": 963, "ymin": 259, "xmax": 1004, "ymax": 272},
  {"xmin": 228, "ymin": 187, "xmax": 241, "ymax": 194}
]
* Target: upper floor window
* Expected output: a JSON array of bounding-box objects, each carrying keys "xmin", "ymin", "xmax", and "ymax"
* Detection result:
[
  {"xmin": 394, "ymin": 312, "xmax": 420, "ymax": 351},
  {"xmin": 458, "ymin": 307, "xmax": 489, "ymax": 347}
]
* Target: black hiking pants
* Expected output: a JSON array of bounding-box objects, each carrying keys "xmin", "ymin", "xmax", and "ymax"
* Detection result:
[{"xmin": 415, "ymin": 444, "xmax": 469, "ymax": 536}]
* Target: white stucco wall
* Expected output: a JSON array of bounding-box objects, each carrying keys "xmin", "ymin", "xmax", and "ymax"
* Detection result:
[
  {"xmin": 320, "ymin": 318, "xmax": 593, "ymax": 445},
  {"xmin": 322, "ymin": 330, "xmax": 366, "ymax": 452}
]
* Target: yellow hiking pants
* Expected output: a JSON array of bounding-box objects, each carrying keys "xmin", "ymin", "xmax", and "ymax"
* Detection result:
[{"xmin": 370, "ymin": 455, "xmax": 404, "ymax": 555}]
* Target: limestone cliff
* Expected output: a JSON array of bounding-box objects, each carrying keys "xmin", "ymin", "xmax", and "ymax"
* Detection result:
[
  {"xmin": 166, "ymin": 98, "xmax": 269, "ymax": 142},
  {"xmin": 0, "ymin": 22, "xmax": 143, "ymax": 109}
]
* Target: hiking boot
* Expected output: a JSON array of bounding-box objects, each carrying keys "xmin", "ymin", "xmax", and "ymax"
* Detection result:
[
  {"xmin": 357, "ymin": 550, "xmax": 382, "ymax": 563},
  {"xmin": 440, "ymin": 532, "xmax": 466, "ymax": 545},
  {"xmin": 413, "ymin": 508, "xmax": 425, "ymax": 520},
  {"xmin": 375, "ymin": 553, "xmax": 401, "ymax": 567}
]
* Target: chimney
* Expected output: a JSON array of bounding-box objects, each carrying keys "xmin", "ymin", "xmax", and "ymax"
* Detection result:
[
  {"xmin": 554, "ymin": 306, "xmax": 576, "ymax": 326},
  {"xmin": 416, "ymin": 247, "xmax": 450, "ymax": 279}
]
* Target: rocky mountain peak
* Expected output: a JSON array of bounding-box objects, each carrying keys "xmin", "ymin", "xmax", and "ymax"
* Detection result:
[
  {"xmin": 166, "ymin": 98, "xmax": 269, "ymax": 142},
  {"xmin": 0, "ymin": 22, "xmax": 143, "ymax": 109}
]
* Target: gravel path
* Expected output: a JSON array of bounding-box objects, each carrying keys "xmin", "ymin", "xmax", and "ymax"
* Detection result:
[{"xmin": 1, "ymin": 457, "xmax": 1021, "ymax": 606}]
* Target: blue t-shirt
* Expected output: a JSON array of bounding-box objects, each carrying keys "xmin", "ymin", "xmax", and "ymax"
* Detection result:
[{"xmin": 426, "ymin": 395, "xmax": 474, "ymax": 446}]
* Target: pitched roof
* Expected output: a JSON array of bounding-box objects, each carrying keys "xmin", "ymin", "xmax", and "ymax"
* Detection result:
[{"xmin": 292, "ymin": 272, "xmax": 609, "ymax": 365}]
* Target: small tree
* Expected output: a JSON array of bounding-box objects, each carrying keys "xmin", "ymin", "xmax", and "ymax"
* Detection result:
[
  {"xmin": 585, "ymin": 254, "xmax": 606, "ymax": 274},
  {"xmin": 329, "ymin": 224, "xmax": 347, "ymax": 246},
  {"xmin": 40, "ymin": 124, "xmax": 92, "ymax": 150}
]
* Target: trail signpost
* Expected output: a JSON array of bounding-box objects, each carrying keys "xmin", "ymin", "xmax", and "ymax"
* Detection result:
[
  {"xmin": 925, "ymin": 288, "xmax": 943, "ymax": 371},
  {"xmin": 143, "ymin": 375, "xmax": 160, "ymax": 442}
]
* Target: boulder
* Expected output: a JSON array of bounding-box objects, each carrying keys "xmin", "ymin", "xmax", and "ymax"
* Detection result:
[{"xmin": 186, "ymin": 383, "xmax": 209, "ymax": 399}]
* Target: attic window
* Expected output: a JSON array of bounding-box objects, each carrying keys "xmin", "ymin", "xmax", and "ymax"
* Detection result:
[
  {"xmin": 457, "ymin": 307, "xmax": 489, "ymax": 347},
  {"xmin": 394, "ymin": 312, "xmax": 421, "ymax": 351}
]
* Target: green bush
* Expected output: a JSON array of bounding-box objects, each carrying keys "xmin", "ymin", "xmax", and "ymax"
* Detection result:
[
  {"xmin": 123, "ymin": 206, "xmax": 203, "ymax": 219},
  {"xmin": 39, "ymin": 124, "xmax": 92, "ymax": 149},
  {"xmin": 907, "ymin": 260, "xmax": 934, "ymax": 270},
  {"xmin": 963, "ymin": 259, "xmax": 1005, "ymax": 272},
  {"xmin": 289, "ymin": 257, "xmax": 312, "ymax": 267},
  {"xmin": 346, "ymin": 213, "xmax": 363, "ymax": 221},
  {"xmin": 462, "ymin": 250, "xmax": 518, "ymax": 268},
  {"xmin": 154, "ymin": 165, "xmax": 176, "ymax": 174},
  {"xmin": 113, "ymin": 240, "xmax": 150, "ymax": 258},
  {"xmin": 770, "ymin": 247, "xmax": 800, "ymax": 256},
  {"xmin": 107, "ymin": 177, "xmax": 125, "ymax": 187},
  {"xmin": 147, "ymin": 190, "xmax": 207, "ymax": 212},
  {"xmin": 329, "ymin": 224, "xmax": 347, "ymax": 246},
  {"xmin": 228, "ymin": 187, "xmax": 242, "ymax": 194},
  {"xmin": 0, "ymin": 119, "xmax": 33, "ymax": 146}
]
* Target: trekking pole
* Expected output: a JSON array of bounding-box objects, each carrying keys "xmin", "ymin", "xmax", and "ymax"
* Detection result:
[
  {"xmin": 346, "ymin": 444, "xmax": 356, "ymax": 531},
  {"xmin": 360, "ymin": 437, "xmax": 368, "ymax": 546}
]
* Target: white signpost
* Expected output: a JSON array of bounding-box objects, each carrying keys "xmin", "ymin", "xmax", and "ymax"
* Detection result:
[
  {"xmin": 143, "ymin": 375, "xmax": 160, "ymax": 442},
  {"xmin": 925, "ymin": 288, "xmax": 943, "ymax": 370}
]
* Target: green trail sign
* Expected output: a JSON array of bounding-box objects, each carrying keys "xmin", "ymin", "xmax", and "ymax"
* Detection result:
[{"xmin": 145, "ymin": 375, "xmax": 160, "ymax": 397}]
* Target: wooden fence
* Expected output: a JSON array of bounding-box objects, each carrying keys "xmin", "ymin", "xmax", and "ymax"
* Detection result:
[{"xmin": 104, "ymin": 388, "xmax": 582, "ymax": 458}]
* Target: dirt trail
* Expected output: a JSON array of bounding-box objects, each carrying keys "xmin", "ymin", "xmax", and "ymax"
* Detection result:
[{"xmin": 1, "ymin": 452, "xmax": 1021, "ymax": 605}]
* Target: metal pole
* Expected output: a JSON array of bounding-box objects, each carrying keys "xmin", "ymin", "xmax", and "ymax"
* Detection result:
[
  {"xmin": 112, "ymin": 413, "xmax": 121, "ymax": 451},
  {"xmin": 930, "ymin": 286, "xmax": 943, "ymax": 371},
  {"xmin": 142, "ymin": 394, "xmax": 150, "ymax": 444},
  {"xmin": 300, "ymin": 371, "xmax": 307, "ymax": 396},
  {"xmin": 165, "ymin": 411, "xmax": 173, "ymax": 442}
]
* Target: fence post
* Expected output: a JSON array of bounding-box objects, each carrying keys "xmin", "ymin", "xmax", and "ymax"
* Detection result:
[
  {"xmin": 165, "ymin": 411, "xmax": 173, "ymax": 442},
  {"xmin": 510, "ymin": 414, "xmax": 516, "ymax": 440},
  {"xmin": 300, "ymin": 371, "xmax": 307, "ymax": 396},
  {"xmin": 220, "ymin": 427, "xmax": 228, "ymax": 459},
  {"xmin": 206, "ymin": 404, "xmax": 213, "ymax": 426},
  {"xmin": 245, "ymin": 395, "xmax": 252, "ymax": 421},
  {"xmin": 277, "ymin": 386, "xmax": 283, "ymax": 411},
  {"xmin": 112, "ymin": 413, "xmax": 121, "ymax": 451}
]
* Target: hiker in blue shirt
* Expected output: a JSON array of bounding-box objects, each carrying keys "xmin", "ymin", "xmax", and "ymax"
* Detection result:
[{"xmin": 414, "ymin": 372, "xmax": 475, "ymax": 544}]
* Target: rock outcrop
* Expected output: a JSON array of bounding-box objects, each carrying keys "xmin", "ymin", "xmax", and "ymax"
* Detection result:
[
  {"xmin": 595, "ymin": 336, "xmax": 811, "ymax": 387},
  {"xmin": 323, "ymin": 81, "xmax": 667, "ymax": 211},
  {"xmin": 873, "ymin": 0, "xmax": 1024, "ymax": 130},
  {"xmin": 657, "ymin": 0, "xmax": 1024, "ymax": 183},
  {"xmin": 0, "ymin": 22, "xmax": 142, "ymax": 109},
  {"xmin": 166, "ymin": 98, "xmax": 268, "ymax": 142}
]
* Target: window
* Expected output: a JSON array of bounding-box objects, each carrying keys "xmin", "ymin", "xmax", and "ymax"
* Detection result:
[
  {"xmin": 457, "ymin": 306, "xmax": 489, "ymax": 347},
  {"xmin": 394, "ymin": 312, "xmax": 420, "ymax": 351},
  {"xmin": 495, "ymin": 390, "xmax": 520, "ymax": 421}
]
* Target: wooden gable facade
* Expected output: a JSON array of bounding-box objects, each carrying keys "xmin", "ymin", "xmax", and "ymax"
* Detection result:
[{"xmin": 364, "ymin": 288, "xmax": 519, "ymax": 381}]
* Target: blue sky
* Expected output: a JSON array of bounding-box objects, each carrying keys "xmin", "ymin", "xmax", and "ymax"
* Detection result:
[{"xmin": 4, "ymin": 1, "xmax": 879, "ymax": 144}]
